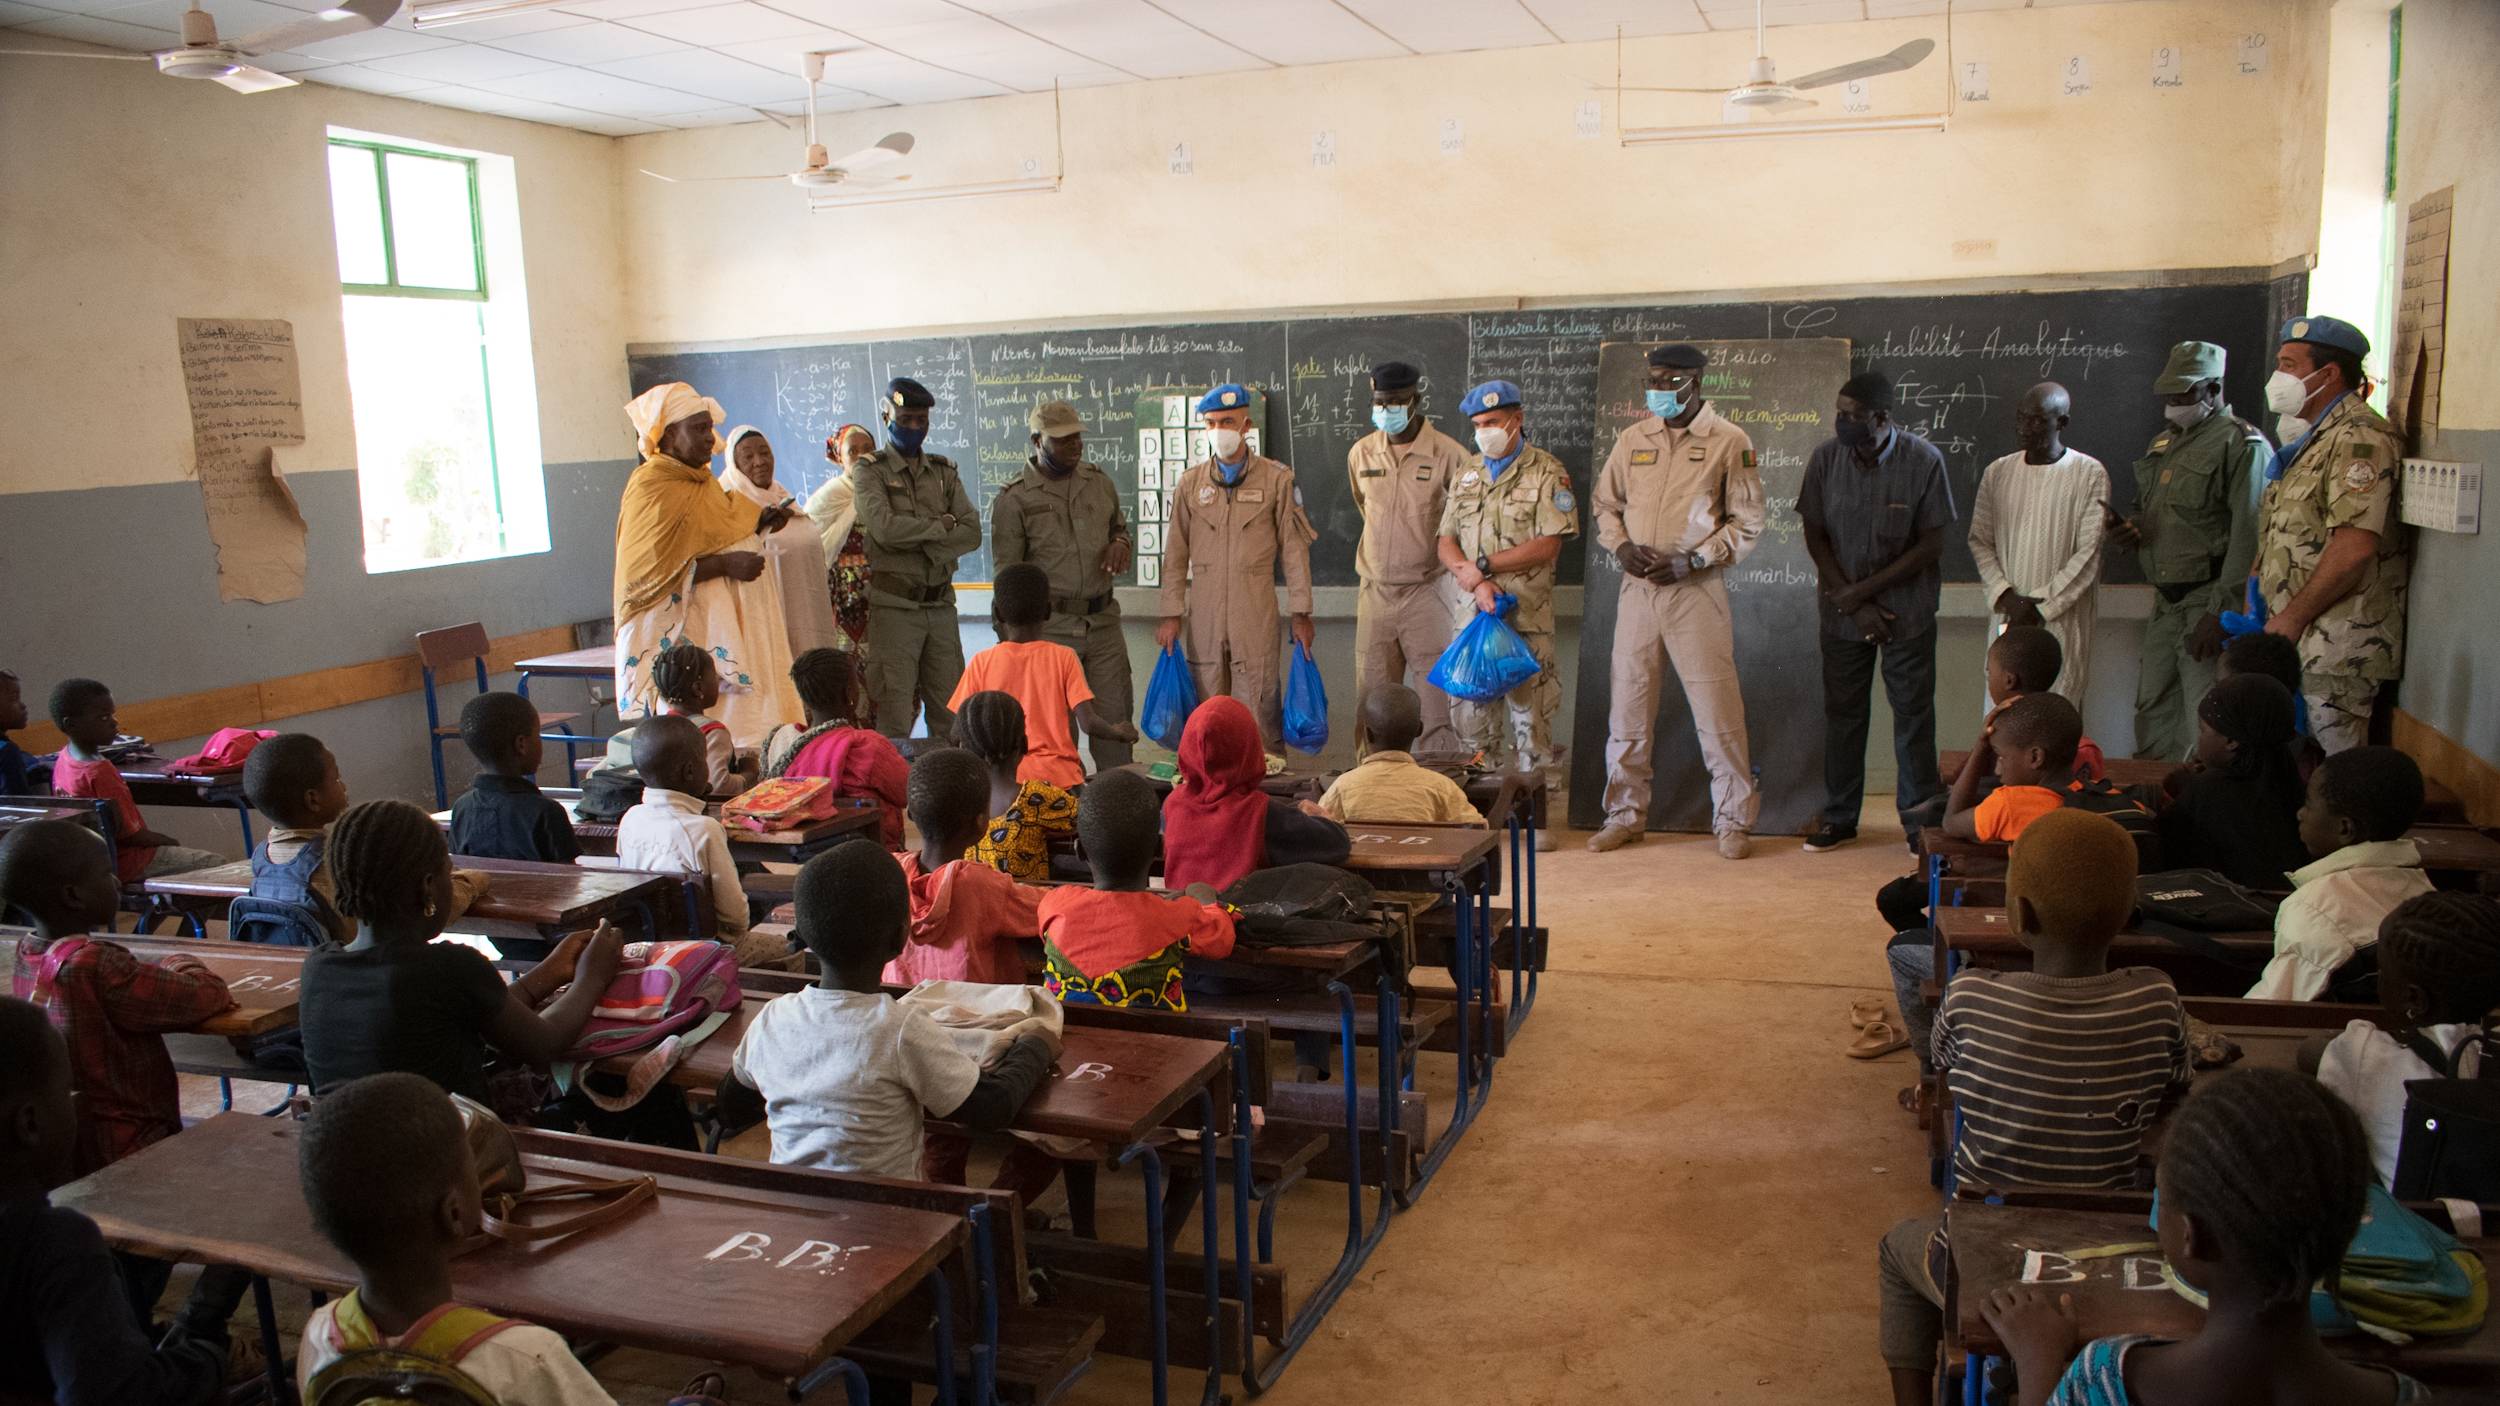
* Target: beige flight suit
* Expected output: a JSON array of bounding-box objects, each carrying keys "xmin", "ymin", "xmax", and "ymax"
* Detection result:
[
  {"xmin": 851, "ymin": 445, "xmax": 982, "ymax": 739},
  {"xmin": 1348, "ymin": 422, "xmax": 1470, "ymax": 753},
  {"xmin": 992, "ymin": 456, "xmax": 1134, "ymax": 768},
  {"xmin": 1158, "ymin": 454, "xmax": 1317, "ymax": 745},
  {"xmin": 1592, "ymin": 405, "xmax": 1766, "ymax": 837},
  {"xmin": 1437, "ymin": 444, "xmax": 1578, "ymax": 782}
]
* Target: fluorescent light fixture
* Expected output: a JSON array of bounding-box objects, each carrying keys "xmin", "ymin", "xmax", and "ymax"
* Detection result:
[
  {"xmin": 808, "ymin": 176, "xmax": 1059, "ymax": 212},
  {"xmin": 408, "ymin": 0, "xmax": 567, "ymax": 29},
  {"xmin": 1621, "ymin": 112, "xmax": 1949, "ymax": 145}
]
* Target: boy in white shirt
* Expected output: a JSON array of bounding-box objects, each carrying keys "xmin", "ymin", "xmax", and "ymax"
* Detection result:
[
  {"xmin": 2247, "ymin": 746, "xmax": 2434, "ymax": 1001},
  {"xmin": 718, "ymin": 841, "xmax": 1053, "ymax": 1181},
  {"xmin": 616, "ymin": 716, "xmax": 786, "ymax": 967},
  {"xmin": 2314, "ymin": 891, "xmax": 2497, "ymax": 1185},
  {"xmin": 295, "ymin": 1071, "xmax": 728, "ymax": 1406}
]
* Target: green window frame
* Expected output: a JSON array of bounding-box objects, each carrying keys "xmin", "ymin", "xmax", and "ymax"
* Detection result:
[{"xmin": 329, "ymin": 137, "xmax": 489, "ymax": 302}]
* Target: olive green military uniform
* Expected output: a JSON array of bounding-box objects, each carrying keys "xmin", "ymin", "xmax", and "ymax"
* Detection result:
[
  {"xmin": 851, "ymin": 445, "xmax": 982, "ymax": 738},
  {"xmin": 2130, "ymin": 408, "xmax": 2268, "ymax": 760},
  {"xmin": 992, "ymin": 455, "xmax": 1135, "ymax": 768},
  {"xmin": 1437, "ymin": 444, "xmax": 1579, "ymax": 781},
  {"xmin": 2258, "ymin": 394, "xmax": 2409, "ymax": 754}
]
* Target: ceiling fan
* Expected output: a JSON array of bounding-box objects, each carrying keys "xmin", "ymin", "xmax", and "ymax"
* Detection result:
[
  {"xmin": 640, "ymin": 52, "xmax": 915, "ymax": 191},
  {"xmin": 0, "ymin": 0, "xmax": 396, "ymax": 93},
  {"xmin": 1607, "ymin": 0, "xmax": 1935, "ymax": 115}
]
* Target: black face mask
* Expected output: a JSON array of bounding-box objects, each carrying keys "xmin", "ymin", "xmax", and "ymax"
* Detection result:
[
  {"xmin": 1036, "ymin": 441, "xmax": 1074, "ymax": 478},
  {"xmin": 1834, "ymin": 416, "xmax": 1875, "ymax": 448}
]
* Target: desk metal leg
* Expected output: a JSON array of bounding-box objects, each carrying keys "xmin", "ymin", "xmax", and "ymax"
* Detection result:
[
  {"xmin": 1406, "ymin": 875, "xmax": 1490, "ymax": 1203},
  {"xmin": 1506, "ymin": 815, "xmax": 1538, "ymax": 1038},
  {"xmin": 929, "ymin": 1264, "xmax": 958, "ymax": 1406},
  {"xmin": 789, "ymin": 1355, "xmax": 872, "ymax": 1406},
  {"xmin": 1112, "ymin": 1086, "xmax": 1224, "ymax": 1406},
  {"xmin": 251, "ymin": 1274, "xmax": 295, "ymax": 1406},
  {"xmin": 1115, "ymin": 1141, "xmax": 1172, "ymax": 1406},
  {"xmin": 967, "ymin": 1203, "xmax": 1001, "ymax": 1406},
  {"xmin": 231, "ymin": 801, "xmax": 256, "ymax": 854}
]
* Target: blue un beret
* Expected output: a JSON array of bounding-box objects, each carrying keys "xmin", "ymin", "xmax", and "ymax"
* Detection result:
[
  {"xmin": 1463, "ymin": 380, "xmax": 1522, "ymax": 415},
  {"xmin": 2277, "ymin": 314, "xmax": 2370, "ymax": 361},
  {"xmin": 1196, "ymin": 384, "xmax": 1251, "ymax": 414}
]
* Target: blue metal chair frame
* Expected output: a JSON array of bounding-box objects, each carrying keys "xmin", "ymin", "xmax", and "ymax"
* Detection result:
[{"xmin": 421, "ymin": 642, "xmax": 585, "ymax": 810}]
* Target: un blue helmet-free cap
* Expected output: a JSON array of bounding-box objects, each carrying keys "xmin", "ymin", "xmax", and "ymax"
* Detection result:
[
  {"xmin": 2277, "ymin": 315, "xmax": 2370, "ymax": 360},
  {"xmin": 1463, "ymin": 380, "xmax": 1522, "ymax": 415},
  {"xmin": 1196, "ymin": 384, "xmax": 1251, "ymax": 414}
]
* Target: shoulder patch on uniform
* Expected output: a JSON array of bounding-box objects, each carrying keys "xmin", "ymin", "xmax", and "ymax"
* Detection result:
[
  {"xmin": 1553, "ymin": 487, "xmax": 1576, "ymax": 514},
  {"xmin": 1740, "ymin": 450, "xmax": 1755, "ymax": 468},
  {"xmin": 1630, "ymin": 449, "xmax": 1660, "ymax": 465},
  {"xmin": 2344, "ymin": 461, "xmax": 2381, "ymax": 491}
]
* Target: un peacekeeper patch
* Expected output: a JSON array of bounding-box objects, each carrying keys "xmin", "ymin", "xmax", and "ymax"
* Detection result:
[
  {"xmin": 1630, "ymin": 449, "xmax": 1659, "ymax": 465},
  {"xmin": 2344, "ymin": 462, "xmax": 2380, "ymax": 491},
  {"xmin": 1554, "ymin": 487, "xmax": 1576, "ymax": 514}
]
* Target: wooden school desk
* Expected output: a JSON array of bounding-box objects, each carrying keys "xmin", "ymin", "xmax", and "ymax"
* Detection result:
[
  {"xmin": 118, "ymin": 756, "xmax": 258, "ymax": 851},
  {"xmin": 2410, "ymin": 825, "xmax": 2500, "ymax": 881},
  {"xmin": 568, "ymin": 796, "xmax": 886, "ymax": 865},
  {"xmin": 1932, "ymin": 905, "xmax": 2272, "ymax": 993},
  {"xmin": 1946, "ymin": 1196, "xmax": 2500, "ymax": 1389},
  {"xmin": 1937, "ymin": 750, "xmax": 2466, "ymax": 823},
  {"xmin": 0, "ymin": 932, "xmax": 299, "ymax": 1043},
  {"xmin": 52, "ymin": 1113, "xmax": 967, "ymax": 1406},
  {"xmin": 142, "ymin": 856, "xmax": 680, "ymax": 945}
]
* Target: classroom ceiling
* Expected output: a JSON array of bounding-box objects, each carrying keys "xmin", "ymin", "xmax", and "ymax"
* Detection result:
[{"xmin": 1, "ymin": 0, "xmax": 2154, "ymax": 137}]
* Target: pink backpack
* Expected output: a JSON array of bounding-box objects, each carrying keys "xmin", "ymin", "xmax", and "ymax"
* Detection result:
[{"xmin": 559, "ymin": 940, "xmax": 743, "ymax": 1062}]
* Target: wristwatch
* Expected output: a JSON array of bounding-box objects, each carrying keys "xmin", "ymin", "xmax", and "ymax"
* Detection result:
[
  {"xmin": 1475, "ymin": 554, "xmax": 1493, "ymax": 578},
  {"xmin": 1686, "ymin": 550, "xmax": 1708, "ymax": 572}
]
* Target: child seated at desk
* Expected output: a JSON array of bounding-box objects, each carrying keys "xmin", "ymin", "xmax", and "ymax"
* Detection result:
[
  {"xmin": 759, "ymin": 647, "xmax": 905, "ymax": 848},
  {"xmin": 956, "ymin": 690, "xmax": 1078, "ymax": 884},
  {"xmin": 46, "ymin": 677, "xmax": 223, "ymax": 880},
  {"xmin": 294, "ymin": 1071, "xmax": 732, "ymax": 1406},
  {"xmin": 606, "ymin": 643, "xmax": 752, "ymax": 797},
  {"xmin": 2316, "ymin": 892, "xmax": 2498, "ymax": 1185},
  {"xmin": 1316, "ymin": 684, "xmax": 1484, "ymax": 826},
  {"xmin": 1161, "ymin": 695, "xmax": 1350, "ymax": 893},
  {"xmin": 449, "ymin": 691, "xmax": 580, "ymax": 866},
  {"xmin": 1981, "ymin": 1069, "xmax": 2426, "ymax": 1406},
  {"xmin": 2218, "ymin": 630, "xmax": 2325, "ymax": 780},
  {"xmin": 0, "ymin": 668, "xmax": 33, "ymax": 796},
  {"xmin": 947, "ymin": 564, "xmax": 1138, "ymax": 788},
  {"xmin": 246, "ymin": 732, "xmax": 488, "ymax": 944},
  {"xmin": 1987, "ymin": 626, "xmax": 2104, "ymax": 781},
  {"xmin": 1876, "ymin": 809, "xmax": 2190, "ymax": 1406},
  {"xmin": 617, "ymin": 717, "xmax": 787, "ymax": 968},
  {"xmin": 2246, "ymin": 746, "xmax": 2433, "ymax": 1002},
  {"xmin": 299, "ymin": 799, "xmax": 623, "ymax": 1103},
  {"xmin": 0, "ymin": 996, "xmax": 231, "ymax": 1406},
  {"xmin": 889, "ymin": 748, "xmax": 1043, "ymax": 987},
  {"xmin": 719, "ymin": 843, "xmax": 1053, "ymax": 1180},
  {"xmin": 2156, "ymin": 674, "xmax": 2309, "ymax": 890},
  {"xmin": 1035, "ymin": 768, "xmax": 1236, "ymax": 1011}
]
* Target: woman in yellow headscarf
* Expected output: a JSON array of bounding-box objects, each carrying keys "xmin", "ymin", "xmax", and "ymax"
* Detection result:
[{"xmin": 613, "ymin": 383, "xmax": 801, "ymax": 747}]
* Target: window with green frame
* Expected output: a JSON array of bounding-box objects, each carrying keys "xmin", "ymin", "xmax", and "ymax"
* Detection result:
[{"xmin": 328, "ymin": 136, "xmax": 528, "ymax": 572}]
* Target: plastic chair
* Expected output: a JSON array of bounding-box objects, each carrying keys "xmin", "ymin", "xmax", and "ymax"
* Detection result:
[
  {"xmin": 417, "ymin": 623, "xmax": 583, "ymax": 810},
  {"xmin": 226, "ymin": 895, "xmax": 330, "ymax": 948}
]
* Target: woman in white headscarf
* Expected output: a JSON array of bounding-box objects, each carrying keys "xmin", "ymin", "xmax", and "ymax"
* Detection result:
[
  {"xmin": 807, "ymin": 423, "xmax": 877, "ymax": 654},
  {"xmin": 720, "ymin": 425, "xmax": 841, "ymax": 658},
  {"xmin": 613, "ymin": 384, "xmax": 799, "ymax": 747}
]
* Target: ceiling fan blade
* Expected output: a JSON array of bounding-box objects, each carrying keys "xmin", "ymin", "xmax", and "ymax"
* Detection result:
[
  {"xmin": 232, "ymin": 0, "xmax": 397, "ymax": 53},
  {"xmin": 637, "ymin": 168, "xmax": 792, "ymax": 183},
  {"xmin": 827, "ymin": 131, "xmax": 912, "ymax": 170},
  {"xmin": 831, "ymin": 170, "xmax": 912, "ymax": 186},
  {"xmin": 0, "ymin": 46, "xmax": 153, "ymax": 58},
  {"xmin": 1788, "ymin": 38, "xmax": 1935, "ymax": 91},
  {"xmin": 214, "ymin": 64, "xmax": 299, "ymax": 92},
  {"xmin": 1606, "ymin": 82, "xmax": 1741, "ymax": 94}
]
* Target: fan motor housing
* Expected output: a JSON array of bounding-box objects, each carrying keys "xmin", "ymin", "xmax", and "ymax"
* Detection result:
[{"xmin": 157, "ymin": 45, "xmax": 249, "ymax": 79}]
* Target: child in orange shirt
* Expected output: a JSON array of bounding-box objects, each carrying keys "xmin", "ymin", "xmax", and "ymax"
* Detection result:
[
  {"xmin": 1036, "ymin": 769, "xmax": 1234, "ymax": 1011},
  {"xmin": 948, "ymin": 565, "xmax": 1137, "ymax": 789},
  {"xmin": 886, "ymin": 749, "xmax": 1045, "ymax": 988}
]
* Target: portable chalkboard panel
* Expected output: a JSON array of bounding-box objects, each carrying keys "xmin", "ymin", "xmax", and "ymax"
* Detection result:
[
  {"xmin": 1130, "ymin": 385, "xmax": 1271, "ymax": 593},
  {"xmin": 1568, "ymin": 338, "xmax": 1850, "ymax": 836},
  {"xmin": 627, "ymin": 276, "xmax": 2272, "ymax": 594}
]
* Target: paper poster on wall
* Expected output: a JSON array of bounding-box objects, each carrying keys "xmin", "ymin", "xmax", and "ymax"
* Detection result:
[
  {"xmin": 1137, "ymin": 557, "xmax": 1160, "ymax": 587},
  {"xmin": 2060, "ymin": 56, "xmax": 2091, "ymax": 97},
  {"xmin": 177, "ymin": 317, "xmax": 307, "ymax": 604},
  {"xmin": 2236, "ymin": 33, "xmax": 2269, "ymax": 74},
  {"xmin": 2390, "ymin": 185, "xmax": 2454, "ymax": 447},
  {"xmin": 1162, "ymin": 395, "xmax": 1186, "ymax": 427},
  {"xmin": 2152, "ymin": 46, "xmax": 2183, "ymax": 88},
  {"xmin": 1139, "ymin": 429, "xmax": 1161, "ymax": 461},
  {"xmin": 1138, "ymin": 523, "xmax": 1161, "ymax": 555},
  {"xmin": 1139, "ymin": 489, "xmax": 1163, "ymax": 523}
]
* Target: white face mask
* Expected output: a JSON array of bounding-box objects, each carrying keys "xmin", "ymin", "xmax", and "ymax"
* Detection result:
[
  {"xmin": 1210, "ymin": 427, "xmax": 1245, "ymax": 461},
  {"xmin": 2264, "ymin": 366, "xmax": 2323, "ymax": 416},
  {"xmin": 2163, "ymin": 399, "xmax": 2215, "ymax": 429},
  {"xmin": 2276, "ymin": 414, "xmax": 2312, "ymax": 445},
  {"xmin": 1474, "ymin": 425, "xmax": 1514, "ymax": 458}
]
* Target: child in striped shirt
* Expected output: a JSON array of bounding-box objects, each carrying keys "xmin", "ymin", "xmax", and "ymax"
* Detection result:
[{"xmin": 1875, "ymin": 808, "xmax": 2190, "ymax": 1406}]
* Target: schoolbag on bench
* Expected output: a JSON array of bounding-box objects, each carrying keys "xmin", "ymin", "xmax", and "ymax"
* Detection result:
[
  {"xmin": 721, "ymin": 776, "xmax": 837, "ymax": 832},
  {"xmin": 574, "ymin": 765, "xmax": 644, "ymax": 824},
  {"xmin": 2135, "ymin": 870, "xmax": 2278, "ymax": 932},
  {"xmin": 558, "ymin": 939, "xmax": 743, "ymax": 1062},
  {"xmin": 304, "ymin": 1291, "xmax": 517, "ymax": 1406},
  {"xmin": 1219, "ymin": 863, "xmax": 1379, "ymax": 947}
]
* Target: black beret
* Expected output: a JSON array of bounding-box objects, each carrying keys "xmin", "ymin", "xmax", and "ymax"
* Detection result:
[
  {"xmin": 1839, "ymin": 370, "xmax": 1895, "ymax": 410},
  {"xmin": 885, "ymin": 377, "xmax": 935, "ymax": 410},
  {"xmin": 1370, "ymin": 361, "xmax": 1420, "ymax": 392},
  {"xmin": 1646, "ymin": 343, "xmax": 1706, "ymax": 371}
]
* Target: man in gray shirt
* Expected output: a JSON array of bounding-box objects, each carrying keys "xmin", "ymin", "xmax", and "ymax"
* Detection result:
[{"xmin": 1796, "ymin": 370, "xmax": 1955, "ymax": 851}]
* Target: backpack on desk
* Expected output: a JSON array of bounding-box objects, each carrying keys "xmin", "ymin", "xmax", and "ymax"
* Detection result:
[
  {"xmin": 573, "ymin": 766, "xmax": 645, "ymax": 824},
  {"xmin": 559, "ymin": 939, "xmax": 743, "ymax": 1062},
  {"xmin": 721, "ymin": 776, "xmax": 836, "ymax": 832},
  {"xmin": 303, "ymin": 1291, "xmax": 516, "ymax": 1406}
]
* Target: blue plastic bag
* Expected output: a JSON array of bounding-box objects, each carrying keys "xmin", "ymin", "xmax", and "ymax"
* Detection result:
[
  {"xmin": 1428, "ymin": 593, "xmax": 1542, "ymax": 703},
  {"xmin": 1140, "ymin": 645, "xmax": 1200, "ymax": 751},
  {"xmin": 1281, "ymin": 642, "xmax": 1329, "ymax": 754},
  {"xmin": 2218, "ymin": 574, "xmax": 2267, "ymax": 636}
]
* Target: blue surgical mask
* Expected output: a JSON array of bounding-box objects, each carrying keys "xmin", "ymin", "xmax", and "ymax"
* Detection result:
[
  {"xmin": 889, "ymin": 424, "xmax": 927, "ymax": 454},
  {"xmin": 1646, "ymin": 388, "xmax": 1687, "ymax": 420},
  {"xmin": 1371, "ymin": 404, "xmax": 1412, "ymax": 435}
]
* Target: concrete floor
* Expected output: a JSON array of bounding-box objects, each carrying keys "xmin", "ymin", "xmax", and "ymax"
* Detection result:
[{"xmin": 175, "ymin": 802, "xmax": 1936, "ymax": 1404}]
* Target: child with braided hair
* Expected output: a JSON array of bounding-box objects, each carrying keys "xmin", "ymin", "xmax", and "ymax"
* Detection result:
[
  {"xmin": 758, "ymin": 647, "xmax": 906, "ymax": 848},
  {"xmin": 2315, "ymin": 891, "xmax": 2499, "ymax": 1184},
  {"xmin": 605, "ymin": 644, "xmax": 751, "ymax": 795},
  {"xmin": 1982, "ymin": 1068, "xmax": 2426, "ymax": 1406},
  {"xmin": 956, "ymin": 689, "xmax": 1077, "ymax": 884},
  {"xmin": 887, "ymin": 748, "xmax": 1043, "ymax": 988},
  {"xmin": 299, "ymin": 800, "xmax": 623, "ymax": 1102}
]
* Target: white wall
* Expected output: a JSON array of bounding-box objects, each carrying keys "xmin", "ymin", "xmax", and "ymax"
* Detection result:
[{"xmin": 619, "ymin": 0, "xmax": 2303, "ymax": 348}]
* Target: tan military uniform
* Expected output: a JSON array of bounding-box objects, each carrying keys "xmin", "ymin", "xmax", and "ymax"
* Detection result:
[
  {"xmin": 851, "ymin": 445, "xmax": 982, "ymax": 738},
  {"xmin": 1437, "ymin": 444, "xmax": 1578, "ymax": 780},
  {"xmin": 1348, "ymin": 422, "xmax": 1470, "ymax": 752},
  {"xmin": 1591, "ymin": 406, "xmax": 1765, "ymax": 836},
  {"xmin": 2129, "ymin": 408, "xmax": 2267, "ymax": 760},
  {"xmin": 2258, "ymin": 394, "xmax": 2409, "ymax": 753},
  {"xmin": 1158, "ymin": 454, "xmax": 1317, "ymax": 744},
  {"xmin": 992, "ymin": 456, "xmax": 1134, "ymax": 768}
]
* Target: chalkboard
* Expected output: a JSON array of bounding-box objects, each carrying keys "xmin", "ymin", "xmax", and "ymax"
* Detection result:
[
  {"xmin": 1567, "ymin": 338, "xmax": 1851, "ymax": 835},
  {"xmin": 628, "ymin": 278, "xmax": 2272, "ymax": 589}
]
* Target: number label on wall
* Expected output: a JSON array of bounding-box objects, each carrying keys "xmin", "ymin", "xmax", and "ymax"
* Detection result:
[
  {"xmin": 1574, "ymin": 98, "xmax": 1600, "ymax": 139},
  {"xmin": 1168, "ymin": 142, "xmax": 1193, "ymax": 176},
  {"xmin": 1842, "ymin": 79, "xmax": 1870, "ymax": 113},
  {"xmin": 1958, "ymin": 61, "xmax": 1990, "ymax": 102},
  {"xmin": 1311, "ymin": 129, "xmax": 1337, "ymax": 168},
  {"xmin": 1438, "ymin": 117, "xmax": 1465, "ymax": 156},
  {"xmin": 2061, "ymin": 55, "xmax": 2091, "ymax": 97},
  {"xmin": 2236, "ymin": 33, "xmax": 2269, "ymax": 75},
  {"xmin": 2152, "ymin": 46, "xmax": 2184, "ymax": 89}
]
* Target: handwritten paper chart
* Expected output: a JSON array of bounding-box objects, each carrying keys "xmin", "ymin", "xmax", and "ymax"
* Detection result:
[
  {"xmin": 2390, "ymin": 185, "xmax": 2454, "ymax": 446},
  {"xmin": 176, "ymin": 317, "xmax": 307, "ymax": 604}
]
